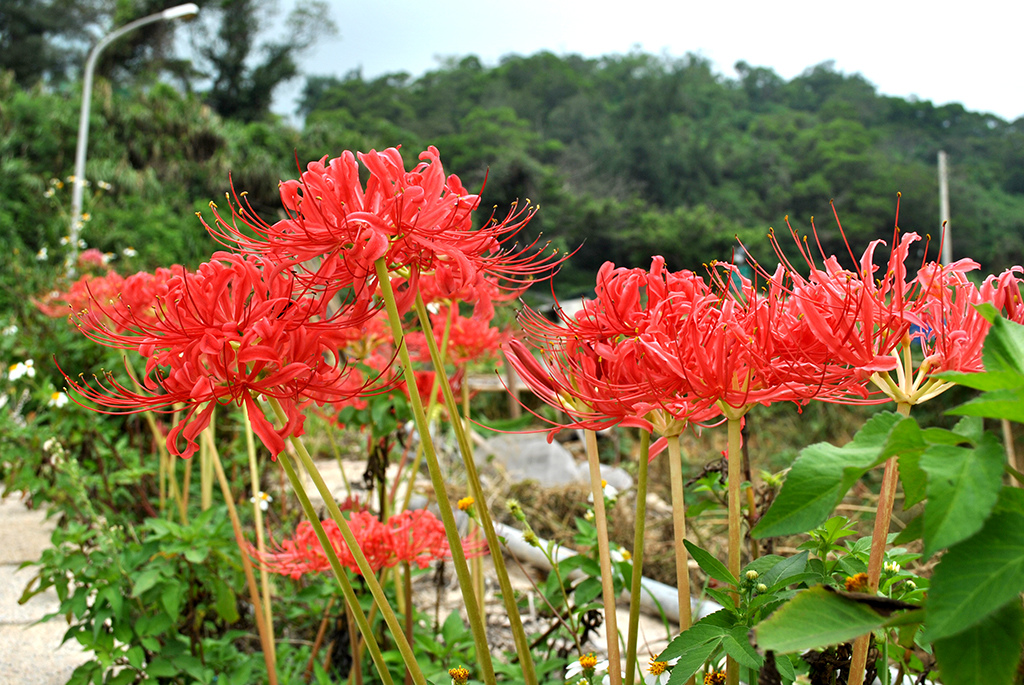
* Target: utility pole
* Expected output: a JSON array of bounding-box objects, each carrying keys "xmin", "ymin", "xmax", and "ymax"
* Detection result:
[{"xmin": 938, "ymin": 150, "xmax": 952, "ymax": 265}]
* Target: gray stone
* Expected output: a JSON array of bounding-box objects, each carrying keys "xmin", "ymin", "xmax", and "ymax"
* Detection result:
[
  {"xmin": 575, "ymin": 462, "xmax": 633, "ymax": 493},
  {"xmin": 480, "ymin": 434, "xmax": 580, "ymax": 487},
  {"xmin": 0, "ymin": 496, "xmax": 55, "ymax": 564},
  {"xmin": 0, "ymin": 623, "xmax": 87, "ymax": 684},
  {"xmin": 0, "ymin": 565, "xmax": 61, "ymax": 624}
]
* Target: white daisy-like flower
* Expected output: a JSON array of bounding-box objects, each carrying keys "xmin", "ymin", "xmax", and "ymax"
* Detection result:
[
  {"xmin": 884, "ymin": 561, "xmax": 901, "ymax": 574},
  {"xmin": 8, "ymin": 360, "xmax": 36, "ymax": 381},
  {"xmin": 43, "ymin": 188, "xmax": 55, "ymax": 198},
  {"xmin": 2, "ymin": 324, "xmax": 17, "ymax": 336},
  {"xmin": 565, "ymin": 653, "xmax": 609, "ymax": 682},
  {"xmin": 122, "ymin": 246, "xmax": 137, "ymax": 258},
  {"xmin": 59, "ymin": 235, "xmax": 71, "ymax": 246},
  {"xmin": 47, "ymin": 391, "xmax": 69, "ymax": 408},
  {"xmin": 644, "ymin": 656, "xmax": 680, "ymax": 685},
  {"xmin": 97, "ymin": 180, "xmax": 112, "ymax": 191},
  {"xmin": 587, "ymin": 479, "xmax": 619, "ymax": 504},
  {"xmin": 250, "ymin": 491, "xmax": 273, "ymax": 511},
  {"xmin": 35, "ymin": 247, "xmax": 48, "ymax": 261},
  {"xmin": 610, "ymin": 547, "xmax": 632, "ymax": 564}
]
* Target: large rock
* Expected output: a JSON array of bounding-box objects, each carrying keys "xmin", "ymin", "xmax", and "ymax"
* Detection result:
[{"xmin": 480, "ymin": 434, "xmax": 581, "ymax": 488}]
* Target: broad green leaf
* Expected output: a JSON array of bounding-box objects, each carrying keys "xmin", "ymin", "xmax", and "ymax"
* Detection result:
[
  {"xmin": 920, "ymin": 435, "xmax": 1004, "ymax": 557},
  {"xmin": 130, "ymin": 569, "xmax": 162, "ymax": 598},
  {"xmin": 982, "ymin": 315, "xmax": 1024, "ymax": 376},
  {"xmin": 213, "ymin": 578, "xmax": 239, "ymax": 624},
  {"xmin": 685, "ymin": 540, "xmax": 738, "ymax": 587},
  {"xmin": 892, "ymin": 513, "xmax": 923, "ymax": 545},
  {"xmin": 949, "ymin": 388, "xmax": 1024, "ymax": 423},
  {"xmin": 774, "ymin": 652, "xmax": 796, "ymax": 682},
  {"xmin": 923, "ymin": 503, "xmax": 1024, "ymax": 642},
  {"xmin": 933, "ymin": 600, "xmax": 1024, "ymax": 685},
  {"xmin": 752, "ymin": 413, "xmax": 903, "ymax": 538},
  {"xmin": 761, "ymin": 551, "xmax": 810, "ymax": 591},
  {"xmin": 755, "ymin": 586, "xmax": 888, "ymax": 653},
  {"xmin": 898, "ymin": 450, "xmax": 927, "ymax": 508},
  {"xmin": 660, "ymin": 610, "xmax": 735, "ymax": 684},
  {"xmin": 951, "ymin": 416, "xmax": 985, "ymax": 443},
  {"xmin": 722, "ymin": 626, "xmax": 763, "ymax": 669}
]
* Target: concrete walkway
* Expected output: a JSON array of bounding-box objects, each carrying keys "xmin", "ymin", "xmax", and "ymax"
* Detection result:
[{"xmin": 0, "ymin": 492, "xmax": 87, "ymax": 685}]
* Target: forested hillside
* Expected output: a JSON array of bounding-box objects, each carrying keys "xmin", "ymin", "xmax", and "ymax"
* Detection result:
[{"xmin": 4, "ymin": 45, "xmax": 1024, "ymax": 305}]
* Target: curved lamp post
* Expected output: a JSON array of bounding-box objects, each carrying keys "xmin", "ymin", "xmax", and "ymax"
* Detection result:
[{"xmin": 67, "ymin": 3, "xmax": 199, "ymax": 276}]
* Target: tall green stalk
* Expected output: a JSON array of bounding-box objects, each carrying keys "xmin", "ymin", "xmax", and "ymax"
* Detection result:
[
  {"xmin": 268, "ymin": 397, "xmax": 428, "ymax": 685},
  {"xmin": 410, "ymin": 291, "xmax": 539, "ymax": 685},
  {"xmin": 624, "ymin": 430, "xmax": 651, "ymax": 685},
  {"xmin": 242, "ymin": 401, "xmax": 275, "ymax": 663},
  {"xmin": 585, "ymin": 430, "xmax": 622, "ymax": 685},
  {"xmin": 372, "ymin": 260, "xmax": 498, "ymax": 685},
  {"xmin": 274, "ymin": 438, "xmax": 395, "ymax": 685}
]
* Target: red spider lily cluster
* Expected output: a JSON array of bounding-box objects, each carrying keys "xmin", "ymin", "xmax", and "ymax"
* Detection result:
[
  {"xmin": 507, "ymin": 216, "xmax": 1024, "ymax": 440},
  {"xmin": 55, "ymin": 146, "xmax": 557, "ymax": 459},
  {"xmin": 255, "ymin": 509, "xmax": 487, "ymax": 579}
]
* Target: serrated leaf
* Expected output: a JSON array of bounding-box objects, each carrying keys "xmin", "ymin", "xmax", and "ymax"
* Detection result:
[
  {"xmin": 722, "ymin": 626, "xmax": 763, "ymax": 669},
  {"xmin": 685, "ymin": 540, "xmax": 738, "ymax": 587},
  {"xmin": 761, "ymin": 551, "xmax": 810, "ymax": 591},
  {"xmin": 923, "ymin": 502, "xmax": 1024, "ymax": 642},
  {"xmin": 752, "ymin": 413, "xmax": 904, "ymax": 538},
  {"xmin": 892, "ymin": 514, "xmax": 923, "ymax": 546},
  {"xmin": 933, "ymin": 600, "xmax": 1024, "ymax": 685},
  {"xmin": 920, "ymin": 435, "xmax": 1004, "ymax": 557},
  {"xmin": 949, "ymin": 388, "xmax": 1024, "ymax": 423},
  {"xmin": 755, "ymin": 587, "xmax": 888, "ymax": 653},
  {"xmin": 659, "ymin": 611, "xmax": 735, "ymax": 683},
  {"xmin": 130, "ymin": 569, "xmax": 162, "ymax": 598}
]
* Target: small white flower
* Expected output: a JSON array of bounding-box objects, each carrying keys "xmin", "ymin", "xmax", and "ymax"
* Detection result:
[
  {"xmin": 644, "ymin": 656, "xmax": 679, "ymax": 685},
  {"xmin": 122, "ymin": 246, "xmax": 137, "ymax": 258},
  {"xmin": 565, "ymin": 654, "xmax": 610, "ymax": 682},
  {"xmin": 610, "ymin": 547, "xmax": 632, "ymax": 564},
  {"xmin": 0, "ymin": 394, "xmax": 8, "ymax": 409},
  {"xmin": 59, "ymin": 235, "xmax": 71, "ymax": 246},
  {"xmin": 97, "ymin": 180, "xmax": 112, "ymax": 191},
  {"xmin": 250, "ymin": 491, "xmax": 273, "ymax": 511},
  {"xmin": 43, "ymin": 188, "xmax": 55, "ymax": 198},
  {"xmin": 884, "ymin": 561, "xmax": 901, "ymax": 574},
  {"xmin": 35, "ymin": 247, "xmax": 48, "ymax": 261},
  {"xmin": 587, "ymin": 478, "xmax": 619, "ymax": 504},
  {"xmin": 8, "ymin": 360, "xmax": 36, "ymax": 381},
  {"xmin": 102, "ymin": 252, "xmax": 114, "ymax": 264},
  {"xmin": 1, "ymin": 324, "xmax": 17, "ymax": 336},
  {"xmin": 47, "ymin": 391, "xmax": 69, "ymax": 408}
]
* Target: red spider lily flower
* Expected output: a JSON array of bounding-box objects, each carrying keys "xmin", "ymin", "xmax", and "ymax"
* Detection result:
[
  {"xmin": 256, "ymin": 509, "xmax": 487, "ymax": 578},
  {"xmin": 35, "ymin": 271, "xmax": 126, "ymax": 319},
  {"xmin": 406, "ymin": 304, "xmax": 507, "ymax": 368},
  {"xmin": 202, "ymin": 147, "xmax": 563, "ymax": 313},
  {"xmin": 62, "ymin": 253, "xmax": 379, "ymax": 458}
]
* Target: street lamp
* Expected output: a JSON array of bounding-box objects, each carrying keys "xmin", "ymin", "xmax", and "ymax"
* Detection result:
[{"xmin": 67, "ymin": 3, "xmax": 200, "ymax": 276}]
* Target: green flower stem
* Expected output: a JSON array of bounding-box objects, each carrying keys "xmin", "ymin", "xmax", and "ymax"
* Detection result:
[
  {"xmin": 201, "ymin": 430, "xmax": 278, "ymax": 685},
  {"xmin": 403, "ymin": 561, "xmax": 414, "ymax": 685},
  {"xmin": 323, "ymin": 420, "xmax": 353, "ymax": 499},
  {"xmin": 274, "ymin": 435, "xmax": 394, "ymax": 685},
  {"xmin": 848, "ymin": 401, "xmax": 911, "ymax": 685},
  {"xmin": 410, "ymin": 290, "xmax": 537, "ymax": 685},
  {"xmin": 141, "ymin": 410, "xmax": 187, "ymax": 524},
  {"xmin": 242, "ymin": 400, "xmax": 275, "ymax": 663},
  {"xmin": 585, "ymin": 429, "xmax": 622, "ymax": 685},
  {"xmin": 667, "ymin": 435, "xmax": 693, "ymax": 633},
  {"xmin": 373, "ymin": 260, "xmax": 499, "ymax": 684},
  {"xmin": 397, "ymin": 304, "xmax": 453, "ymax": 514},
  {"xmin": 726, "ymin": 413, "xmax": 744, "ymax": 685},
  {"xmin": 268, "ymin": 397, "xmax": 426, "ymax": 685},
  {"xmin": 624, "ymin": 429, "xmax": 651, "ymax": 685},
  {"xmin": 200, "ymin": 407, "xmax": 215, "ymax": 511}
]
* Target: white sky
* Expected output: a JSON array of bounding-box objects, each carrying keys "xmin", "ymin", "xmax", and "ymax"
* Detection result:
[{"xmin": 271, "ymin": 0, "xmax": 1024, "ymax": 123}]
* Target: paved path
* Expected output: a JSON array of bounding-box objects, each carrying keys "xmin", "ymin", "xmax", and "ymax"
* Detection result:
[{"xmin": 0, "ymin": 492, "xmax": 87, "ymax": 685}]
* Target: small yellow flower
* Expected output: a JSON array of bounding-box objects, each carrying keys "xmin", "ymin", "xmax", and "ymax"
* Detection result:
[
  {"xmin": 704, "ymin": 671, "xmax": 726, "ymax": 685},
  {"xmin": 580, "ymin": 653, "xmax": 598, "ymax": 670},
  {"xmin": 845, "ymin": 573, "xmax": 869, "ymax": 593},
  {"xmin": 448, "ymin": 665, "xmax": 470, "ymax": 685},
  {"xmin": 457, "ymin": 496, "xmax": 475, "ymax": 512},
  {"xmin": 648, "ymin": 659, "xmax": 669, "ymax": 676}
]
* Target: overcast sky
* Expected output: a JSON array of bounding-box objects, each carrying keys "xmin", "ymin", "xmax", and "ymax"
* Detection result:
[{"xmin": 269, "ymin": 0, "xmax": 1024, "ymax": 124}]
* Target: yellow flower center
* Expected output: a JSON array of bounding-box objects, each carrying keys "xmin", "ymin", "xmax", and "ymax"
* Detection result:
[
  {"xmin": 457, "ymin": 496, "xmax": 475, "ymax": 511},
  {"xmin": 448, "ymin": 665, "xmax": 470, "ymax": 684},
  {"xmin": 579, "ymin": 653, "xmax": 598, "ymax": 670},
  {"xmin": 648, "ymin": 659, "xmax": 668, "ymax": 676}
]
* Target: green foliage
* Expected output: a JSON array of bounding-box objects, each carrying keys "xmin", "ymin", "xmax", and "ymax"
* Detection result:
[{"xmin": 754, "ymin": 586, "xmax": 889, "ymax": 654}]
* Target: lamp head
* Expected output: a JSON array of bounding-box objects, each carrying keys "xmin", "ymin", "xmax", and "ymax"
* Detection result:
[{"xmin": 161, "ymin": 3, "xmax": 199, "ymax": 20}]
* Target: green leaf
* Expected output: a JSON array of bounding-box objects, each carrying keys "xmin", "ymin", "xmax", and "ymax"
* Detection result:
[
  {"xmin": 773, "ymin": 652, "xmax": 796, "ymax": 683},
  {"xmin": 213, "ymin": 578, "xmax": 239, "ymax": 624},
  {"xmin": 923, "ymin": 502, "xmax": 1024, "ymax": 642},
  {"xmin": 933, "ymin": 600, "xmax": 1024, "ymax": 685},
  {"xmin": 685, "ymin": 540, "xmax": 738, "ymax": 587},
  {"xmin": 755, "ymin": 587, "xmax": 888, "ymax": 653},
  {"xmin": 573, "ymin": 577, "xmax": 602, "ymax": 607},
  {"xmin": 892, "ymin": 513, "xmax": 923, "ymax": 546},
  {"xmin": 659, "ymin": 611, "xmax": 735, "ymax": 683},
  {"xmin": 753, "ymin": 413, "xmax": 904, "ymax": 538},
  {"xmin": 949, "ymin": 388, "xmax": 1024, "ymax": 423},
  {"xmin": 761, "ymin": 551, "xmax": 810, "ymax": 591},
  {"xmin": 920, "ymin": 434, "xmax": 1004, "ymax": 557},
  {"xmin": 722, "ymin": 626, "xmax": 763, "ymax": 669},
  {"xmin": 130, "ymin": 569, "xmax": 162, "ymax": 598}
]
